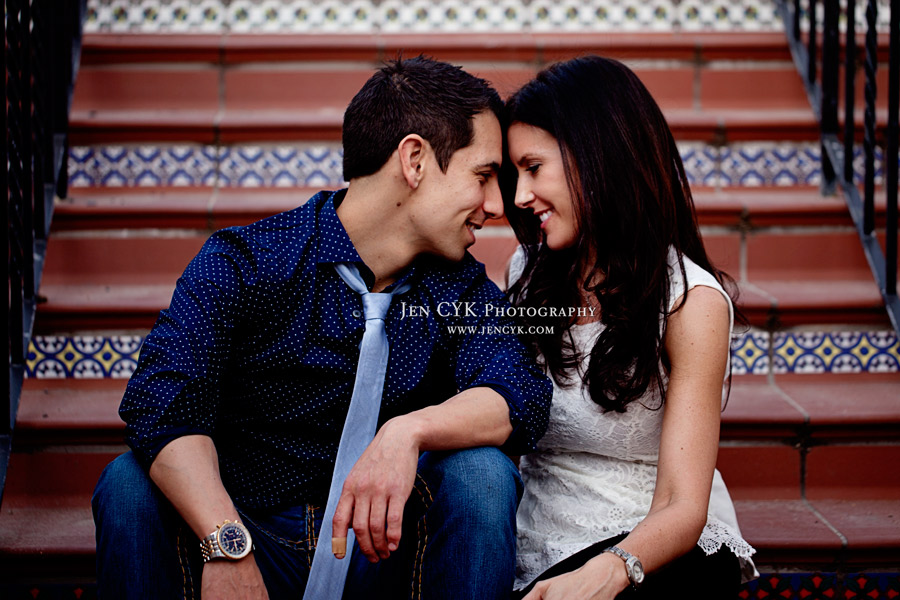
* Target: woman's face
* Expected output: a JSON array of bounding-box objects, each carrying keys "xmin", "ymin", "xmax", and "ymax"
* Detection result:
[{"xmin": 507, "ymin": 122, "xmax": 579, "ymax": 251}]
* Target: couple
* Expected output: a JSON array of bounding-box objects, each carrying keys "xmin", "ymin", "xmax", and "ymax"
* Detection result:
[{"xmin": 92, "ymin": 56, "xmax": 755, "ymax": 599}]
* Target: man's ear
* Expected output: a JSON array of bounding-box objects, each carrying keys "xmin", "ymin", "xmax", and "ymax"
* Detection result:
[{"xmin": 397, "ymin": 134, "xmax": 427, "ymax": 190}]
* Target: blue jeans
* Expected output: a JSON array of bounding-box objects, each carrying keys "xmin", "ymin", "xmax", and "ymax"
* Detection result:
[{"xmin": 92, "ymin": 447, "xmax": 522, "ymax": 599}]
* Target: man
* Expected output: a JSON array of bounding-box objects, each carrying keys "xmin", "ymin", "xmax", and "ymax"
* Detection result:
[{"xmin": 92, "ymin": 56, "xmax": 551, "ymax": 599}]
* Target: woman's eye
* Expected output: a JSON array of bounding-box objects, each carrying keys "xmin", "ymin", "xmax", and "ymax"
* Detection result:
[{"xmin": 525, "ymin": 164, "xmax": 541, "ymax": 174}]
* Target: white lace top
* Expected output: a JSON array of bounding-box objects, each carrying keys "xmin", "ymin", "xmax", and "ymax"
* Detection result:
[{"xmin": 510, "ymin": 247, "xmax": 757, "ymax": 589}]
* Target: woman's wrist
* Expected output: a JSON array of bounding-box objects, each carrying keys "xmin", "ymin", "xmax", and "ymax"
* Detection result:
[{"xmin": 583, "ymin": 552, "xmax": 631, "ymax": 594}]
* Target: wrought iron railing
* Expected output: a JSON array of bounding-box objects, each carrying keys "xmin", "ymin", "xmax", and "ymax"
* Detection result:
[
  {"xmin": 4, "ymin": 0, "xmax": 86, "ymax": 503},
  {"xmin": 777, "ymin": 0, "xmax": 899, "ymax": 334}
]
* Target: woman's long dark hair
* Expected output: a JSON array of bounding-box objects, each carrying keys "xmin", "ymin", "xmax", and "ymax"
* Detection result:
[{"xmin": 505, "ymin": 55, "xmax": 739, "ymax": 413}]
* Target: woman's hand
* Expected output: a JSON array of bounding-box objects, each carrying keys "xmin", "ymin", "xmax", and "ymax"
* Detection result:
[{"xmin": 522, "ymin": 553, "xmax": 630, "ymax": 600}]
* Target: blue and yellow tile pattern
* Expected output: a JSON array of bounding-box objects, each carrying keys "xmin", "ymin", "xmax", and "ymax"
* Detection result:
[{"xmin": 26, "ymin": 330, "xmax": 899, "ymax": 378}]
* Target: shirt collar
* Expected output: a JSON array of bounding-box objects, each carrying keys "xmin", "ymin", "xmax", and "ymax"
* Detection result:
[{"xmin": 316, "ymin": 189, "xmax": 362, "ymax": 265}]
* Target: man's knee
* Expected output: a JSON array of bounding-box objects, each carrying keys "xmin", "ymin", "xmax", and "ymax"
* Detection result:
[
  {"xmin": 92, "ymin": 452, "xmax": 161, "ymax": 533},
  {"xmin": 419, "ymin": 447, "xmax": 522, "ymax": 518}
]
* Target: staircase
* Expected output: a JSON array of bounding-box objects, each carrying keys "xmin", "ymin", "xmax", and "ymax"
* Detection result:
[{"xmin": 2, "ymin": 1, "xmax": 898, "ymax": 598}]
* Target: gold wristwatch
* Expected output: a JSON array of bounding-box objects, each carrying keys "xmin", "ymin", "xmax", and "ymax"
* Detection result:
[{"xmin": 199, "ymin": 520, "xmax": 253, "ymax": 562}]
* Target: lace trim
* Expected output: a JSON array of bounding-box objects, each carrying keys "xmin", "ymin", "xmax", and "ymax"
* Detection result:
[{"xmin": 698, "ymin": 519, "xmax": 756, "ymax": 560}]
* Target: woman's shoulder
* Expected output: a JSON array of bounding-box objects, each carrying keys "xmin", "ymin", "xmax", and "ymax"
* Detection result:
[
  {"xmin": 666, "ymin": 247, "xmax": 729, "ymax": 314},
  {"xmin": 507, "ymin": 244, "xmax": 540, "ymax": 290}
]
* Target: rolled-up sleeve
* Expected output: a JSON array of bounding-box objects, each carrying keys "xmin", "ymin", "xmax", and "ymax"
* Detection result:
[
  {"xmin": 120, "ymin": 229, "xmax": 252, "ymax": 470},
  {"xmin": 446, "ymin": 266, "xmax": 552, "ymax": 455}
]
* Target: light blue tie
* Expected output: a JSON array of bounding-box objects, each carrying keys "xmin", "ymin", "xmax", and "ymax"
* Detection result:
[{"xmin": 303, "ymin": 263, "xmax": 409, "ymax": 600}]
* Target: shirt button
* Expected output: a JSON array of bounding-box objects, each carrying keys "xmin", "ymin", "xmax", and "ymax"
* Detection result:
[{"xmin": 352, "ymin": 310, "xmax": 362, "ymax": 319}]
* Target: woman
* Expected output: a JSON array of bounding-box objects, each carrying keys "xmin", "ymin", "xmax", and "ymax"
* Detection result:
[{"xmin": 503, "ymin": 56, "xmax": 757, "ymax": 599}]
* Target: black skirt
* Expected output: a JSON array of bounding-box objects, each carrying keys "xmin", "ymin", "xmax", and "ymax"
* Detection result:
[{"xmin": 513, "ymin": 532, "xmax": 742, "ymax": 599}]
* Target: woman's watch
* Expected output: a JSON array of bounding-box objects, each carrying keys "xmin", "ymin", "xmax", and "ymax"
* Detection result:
[
  {"xmin": 603, "ymin": 545, "xmax": 645, "ymax": 589},
  {"xmin": 199, "ymin": 520, "xmax": 253, "ymax": 562}
]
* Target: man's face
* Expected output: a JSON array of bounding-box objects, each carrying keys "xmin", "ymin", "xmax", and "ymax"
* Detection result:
[{"xmin": 409, "ymin": 110, "xmax": 504, "ymax": 262}]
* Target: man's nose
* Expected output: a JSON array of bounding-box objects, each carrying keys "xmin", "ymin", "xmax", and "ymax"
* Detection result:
[{"xmin": 483, "ymin": 179, "xmax": 504, "ymax": 220}]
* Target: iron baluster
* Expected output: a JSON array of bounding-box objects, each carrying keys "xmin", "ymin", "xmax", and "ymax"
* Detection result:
[
  {"xmin": 886, "ymin": 0, "xmax": 898, "ymax": 294},
  {"xmin": 863, "ymin": 0, "xmax": 878, "ymax": 235},
  {"xmin": 844, "ymin": 0, "xmax": 858, "ymax": 184}
]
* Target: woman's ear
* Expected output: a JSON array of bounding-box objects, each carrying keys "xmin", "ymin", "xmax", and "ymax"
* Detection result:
[{"xmin": 397, "ymin": 134, "xmax": 426, "ymax": 190}]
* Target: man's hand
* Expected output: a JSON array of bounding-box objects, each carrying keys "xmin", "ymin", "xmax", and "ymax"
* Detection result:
[
  {"xmin": 331, "ymin": 416, "xmax": 421, "ymax": 563},
  {"xmin": 201, "ymin": 555, "xmax": 269, "ymax": 600}
]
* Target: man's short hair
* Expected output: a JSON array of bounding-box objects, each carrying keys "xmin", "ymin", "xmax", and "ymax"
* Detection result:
[{"xmin": 342, "ymin": 55, "xmax": 503, "ymax": 181}]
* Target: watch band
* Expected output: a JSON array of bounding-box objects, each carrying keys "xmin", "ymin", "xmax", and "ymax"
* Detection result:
[
  {"xmin": 603, "ymin": 545, "xmax": 644, "ymax": 589},
  {"xmin": 200, "ymin": 530, "xmax": 226, "ymax": 562}
]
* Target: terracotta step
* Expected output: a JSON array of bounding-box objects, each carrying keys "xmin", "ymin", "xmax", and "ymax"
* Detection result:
[
  {"xmin": 15, "ymin": 378, "xmax": 127, "ymax": 446},
  {"xmin": 69, "ymin": 29, "xmax": 896, "ymax": 146},
  {"xmin": 0, "ymin": 450, "xmax": 120, "ymax": 580},
  {"xmin": 80, "ymin": 32, "xmax": 802, "ymax": 64},
  {"xmin": 720, "ymin": 372, "xmax": 900, "ymax": 441},
  {"xmin": 54, "ymin": 186, "xmax": 895, "ymax": 232},
  {"xmin": 71, "ymin": 108, "xmax": 827, "ymax": 146},
  {"xmin": 2, "ymin": 413, "xmax": 896, "ymax": 579},
  {"xmin": 80, "ymin": 31, "xmax": 894, "ymax": 67},
  {"xmin": 16, "ymin": 373, "xmax": 895, "ymax": 449},
  {"xmin": 15, "ymin": 373, "xmax": 898, "ymax": 450},
  {"xmin": 35, "ymin": 224, "xmax": 892, "ymax": 331}
]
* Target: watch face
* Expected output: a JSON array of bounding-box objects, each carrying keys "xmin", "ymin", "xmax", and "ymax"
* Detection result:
[
  {"xmin": 217, "ymin": 522, "xmax": 251, "ymax": 560},
  {"xmin": 630, "ymin": 559, "xmax": 645, "ymax": 584}
]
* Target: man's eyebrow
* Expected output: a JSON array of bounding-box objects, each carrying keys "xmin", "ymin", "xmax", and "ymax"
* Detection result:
[{"xmin": 475, "ymin": 161, "xmax": 501, "ymax": 174}]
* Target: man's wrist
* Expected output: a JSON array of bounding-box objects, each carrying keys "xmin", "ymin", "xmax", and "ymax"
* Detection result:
[{"xmin": 384, "ymin": 413, "xmax": 427, "ymax": 450}]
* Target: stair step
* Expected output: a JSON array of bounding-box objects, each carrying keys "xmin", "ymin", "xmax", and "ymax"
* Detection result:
[
  {"xmin": 0, "ymin": 450, "xmax": 119, "ymax": 580},
  {"xmin": 71, "ymin": 107, "xmax": 828, "ymax": 145},
  {"xmin": 70, "ymin": 28, "xmax": 895, "ymax": 146},
  {"xmin": 16, "ymin": 379, "xmax": 127, "ymax": 446},
  {"xmin": 35, "ymin": 222, "xmax": 894, "ymax": 330},
  {"xmin": 54, "ymin": 187, "xmax": 893, "ymax": 232},
  {"xmin": 14, "ymin": 373, "xmax": 898, "ymax": 452},
  {"xmin": 721, "ymin": 373, "xmax": 900, "ymax": 440},
  {"xmin": 1, "ymin": 441, "xmax": 896, "ymax": 579},
  {"xmin": 81, "ymin": 32, "xmax": 803, "ymax": 64},
  {"xmin": 720, "ymin": 441, "xmax": 900, "ymax": 568}
]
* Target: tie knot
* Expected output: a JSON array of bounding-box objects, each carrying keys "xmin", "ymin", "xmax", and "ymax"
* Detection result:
[{"xmin": 362, "ymin": 292, "xmax": 392, "ymax": 320}]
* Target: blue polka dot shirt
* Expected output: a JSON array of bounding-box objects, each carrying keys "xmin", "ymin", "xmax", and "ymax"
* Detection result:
[{"xmin": 120, "ymin": 190, "xmax": 552, "ymax": 509}]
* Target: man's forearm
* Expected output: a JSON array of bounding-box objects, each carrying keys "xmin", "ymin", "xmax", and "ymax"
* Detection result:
[
  {"xmin": 148, "ymin": 434, "xmax": 242, "ymax": 539},
  {"xmin": 395, "ymin": 386, "xmax": 513, "ymax": 451}
]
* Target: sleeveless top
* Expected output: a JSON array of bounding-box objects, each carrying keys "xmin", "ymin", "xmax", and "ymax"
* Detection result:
[{"xmin": 509, "ymin": 246, "xmax": 757, "ymax": 589}]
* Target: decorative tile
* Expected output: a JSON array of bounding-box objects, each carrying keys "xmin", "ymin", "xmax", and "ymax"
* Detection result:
[
  {"xmin": 69, "ymin": 145, "xmax": 219, "ymax": 187},
  {"xmin": 680, "ymin": 142, "xmax": 721, "ymax": 187},
  {"xmin": 33, "ymin": 330, "xmax": 898, "ymax": 378},
  {"xmin": 719, "ymin": 143, "xmax": 822, "ymax": 187},
  {"xmin": 739, "ymin": 572, "xmax": 900, "ymax": 599},
  {"xmin": 4, "ymin": 572, "xmax": 898, "ymax": 599},
  {"xmin": 216, "ymin": 145, "xmax": 344, "ymax": 188},
  {"xmin": 27, "ymin": 335, "xmax": 143, "ymax": 379},
  {"xmin": 69, "ymin": 144, "xmax": 344, "ymax": 188},
  {"xmin": 1, "ymin": 583, "xmax": 99, "ymax": 600},
  {"xmin": 772, "ymin": 330, "xmax": 900, "ymax": 374},
  {"xmin": 731, "ymin": 329, "xmax": 770, "ymax": 375},
  {"xmin": 70, "ymin": 142, "xmax": 888, "ymax": 189},
  {"xmin": 82, "ymin": 0, "xmax": 791, "ymax": 34}
]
